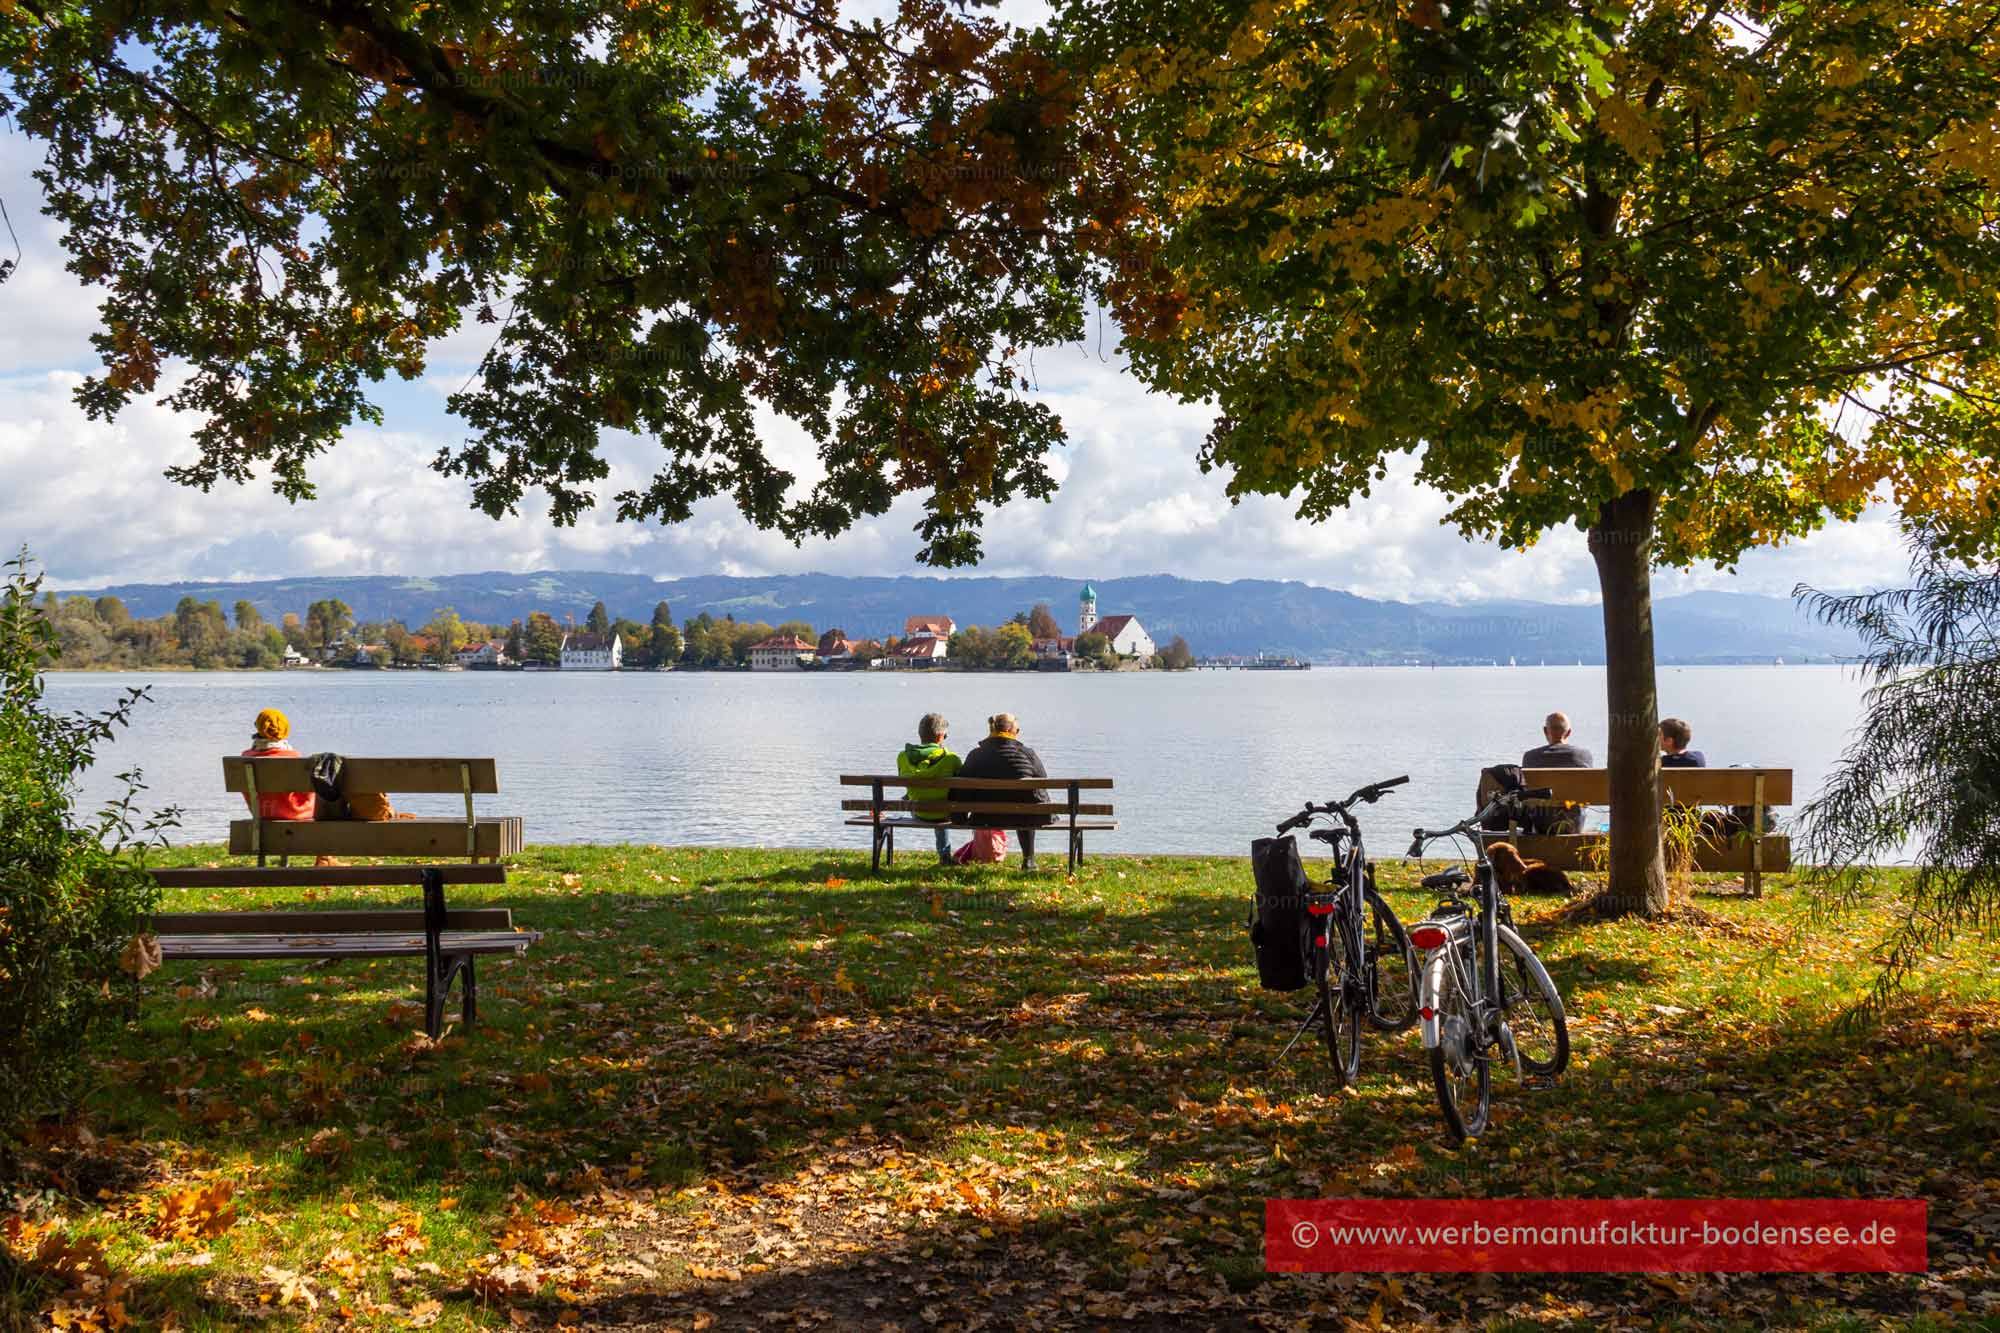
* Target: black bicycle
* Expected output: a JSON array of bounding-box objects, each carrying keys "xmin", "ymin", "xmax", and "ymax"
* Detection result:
[
  {"xmin": 1274, "ymin": 777, "xmax": 1420, "ymax": 1087},
  {"xmin": 1405, "ymin": 789, "xmax": 1570, "ymax": 1140}
]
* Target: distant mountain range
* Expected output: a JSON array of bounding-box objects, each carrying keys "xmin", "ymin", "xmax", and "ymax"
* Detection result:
[{"xmin": 54, "ymin": 570, "xmax": 1865, "ymax": 664}]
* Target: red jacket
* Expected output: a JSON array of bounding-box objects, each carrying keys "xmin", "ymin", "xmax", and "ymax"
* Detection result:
[{"xmin": 240, "ymin": 743, "xmax": 314, "ymax": 821}]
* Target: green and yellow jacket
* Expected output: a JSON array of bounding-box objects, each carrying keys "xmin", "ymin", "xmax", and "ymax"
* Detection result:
[{"xmin": 897, "ymin": 742, "xmax": 961, "ymax": 822}]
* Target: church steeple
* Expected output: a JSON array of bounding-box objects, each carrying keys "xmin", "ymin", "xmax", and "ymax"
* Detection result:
[{"xmin": 1078, "ymin": 583, "xmax": 1098, "ymax": 634}]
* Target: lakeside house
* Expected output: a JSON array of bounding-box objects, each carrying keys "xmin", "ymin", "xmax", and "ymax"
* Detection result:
[
  {"xmin": 873, "ymin": 636, "xmax": 949, "ymax": 669},
  {"xmin": 904, "ymin": 615, "xmax": 955, "ymax": 639},
  {"xmin": 748, "ymin": 634, "xmax": 814, "ymax": 670},
  {"xmin": 455, "ymin": 639, "xmax": 508, "ymax": 669},
  {"xmin": 560, "ymin": 631, "xmax": 621, "ymax": 671},
  {"xmin": 280, "ymin": 645, "xmax": 310, "ymax": 668},
  {"xmin": 815, "ymin": 630, "xmax": 857, "ymax": 664}
]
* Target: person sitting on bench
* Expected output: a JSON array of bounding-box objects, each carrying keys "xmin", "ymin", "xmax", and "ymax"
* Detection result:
[
  {"xmin": 953, "ymin": 712, "xmax": 1054, "ymax": 871},
  {"xmin": 1521, "ymin": 711, "xmax": 1593, "ymax": 769},
  {"xmin": 1660, "ymin": 717, "xmax": 1709, "ymax": 768},
  {"xmin": 241, "ymin": 709, "xmax": 313, "ymax": 821},
  {"xmin": 896, "ymin": 712, "xmax": 961, "ymax": 865}
]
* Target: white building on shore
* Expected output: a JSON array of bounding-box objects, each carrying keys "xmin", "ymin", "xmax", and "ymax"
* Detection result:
[
  {"xmin": 748, "ymin": 634, "xmax": 814, "ymax": 670},
  {"xmin": 560, "ymin": 632, "xmax": 622, "ymax": 671}
]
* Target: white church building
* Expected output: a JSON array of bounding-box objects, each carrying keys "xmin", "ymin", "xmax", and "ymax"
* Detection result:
[{"xmin": 1078, "ymin": 584, "xmax": 1155, "ymax": 660}]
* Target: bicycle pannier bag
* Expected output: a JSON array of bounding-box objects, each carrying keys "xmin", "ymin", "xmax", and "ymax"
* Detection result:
[
  {"xmin": 1248, "ymin": 835, "xmax": 1311, "ymax": 992},
  {"xmin": 1477, "ymin": 764, "xmax": 1524, "ymax": 831}
]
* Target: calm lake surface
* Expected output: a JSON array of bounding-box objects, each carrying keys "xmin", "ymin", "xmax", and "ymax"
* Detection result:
[{"xmin": 46, "ymin": 667, "xmax": 1872, "ymax": 860}]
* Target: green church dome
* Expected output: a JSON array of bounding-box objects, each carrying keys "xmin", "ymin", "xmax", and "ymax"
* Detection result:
[{"xmin": 1080, "ymin": 583, "xmax": 1097, "ymax": 601}]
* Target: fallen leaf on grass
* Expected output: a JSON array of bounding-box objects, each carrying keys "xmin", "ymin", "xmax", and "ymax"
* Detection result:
[{"xmin": 152, "ymin": 1181, "xmax": 236, "ymax": 1240}]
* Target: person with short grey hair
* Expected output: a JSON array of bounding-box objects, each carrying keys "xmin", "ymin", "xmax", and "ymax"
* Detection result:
[
  {"xmin": 1522, "ymin": 711, "xmax": 1593, "ymax": 769},
  {"xmin": 898, "ymin": 712, "xmax": 962, "ymax": 863}
]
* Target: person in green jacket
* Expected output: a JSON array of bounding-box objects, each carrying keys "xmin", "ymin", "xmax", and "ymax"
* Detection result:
[{"xmin": 898, "ymin": 712, "xmax": 961, "ymax": 864}]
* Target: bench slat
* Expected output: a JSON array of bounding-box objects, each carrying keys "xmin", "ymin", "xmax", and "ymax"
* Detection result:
[
  {"xmin": 847, "ymin": 817, "xmax": 1119, "ymax": 831},
  {"xmin": 153, "ymin": 909, "xmax": 514, "ymax": 934},
  {"xmin": 151, "ymin": 865, "xmax": 508, "ymax": 889},
  {"xmin": 1493, "ymin": 833, "xmax": 1792, "ymax": 874},
  {"xmin": 224, "ymin": 757, "xmax": 501, "ymax": 795},
  {"xmin": 840, "ymin": 800, "xmax": 1115, "ymax": 816},
  {"xmin": 839, "ymin": 775, "xmax": 1114, "ymax": 790},
  {"xmin": 1520, "ymin": 768, "xmax": 1793, "ymax": 806},
  {"xmin": 158, "ymin": 930, "xmax": 537, "ymax": 961},
  {"xmin": 228, "ymin": 818, "xmax": 522, "ymax": 859}
]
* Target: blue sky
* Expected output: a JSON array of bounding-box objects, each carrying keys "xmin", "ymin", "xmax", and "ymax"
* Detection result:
[{"xmin": 0, "ymin": 86, "xmax": 1913, "ymax": 604}]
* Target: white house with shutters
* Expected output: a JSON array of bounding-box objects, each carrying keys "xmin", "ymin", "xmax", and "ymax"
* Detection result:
[
  {"xmin": 560, "ymin": 632, "xmax": 622, "ymax": 671},
  {"xmin": 748, "ymin": 634, "xmax": 814, "ymax": 670}
]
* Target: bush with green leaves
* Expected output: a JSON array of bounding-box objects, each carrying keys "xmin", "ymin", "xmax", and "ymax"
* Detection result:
[
  {"xmin": 1797, "ymin": 527, "xmax": 2000, "ymax": 1007},
  {"xmin": 0, "ymin": 552, "xmax": 174, "ymax": 1148}
]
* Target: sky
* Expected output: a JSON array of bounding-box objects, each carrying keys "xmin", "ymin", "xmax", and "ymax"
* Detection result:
[{"xmin": 0, "ymin": 73, "xmax": 1916, "ymax": 605}]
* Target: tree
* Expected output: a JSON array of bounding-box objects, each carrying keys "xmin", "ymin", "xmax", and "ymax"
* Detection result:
[
  {"xmin": 650, "ymin": 601, "xmax": 675, "ymax": 631},
  {"xmin": 305, "ymin": 599, "xmax": 353, "ymax": 656},
  {"xmin": 1156, "ymin": 635, "xmax": 1194, "ymax": 670},
  {"xmin": 1028, "ymin": 603, "xmax": 1062, "ymax": 641},
  {"xmin": 3, "ymin": 0, "xmax": 1090, "ymax": 567},
  {"xmin": 993, "ymin": 622, "xmax": 1036, "ymax": 669},
  {"xmin": 586, "ymin": 602, "xmax": 612, "ymax": 637},
  {"xmin": 648, "ymin": 621, "xmax": 684, "ymax": 669},
  {"xmin": 1795, "ymin": 527, "xmax": 2000, "ymax": 1009},
  {"xmin": 1074, "ymin": 630, "xmax": 1111, "ymax": 668},
  {"xmin": 1080, "ymin": 2, "xmax": 2000, "ymax": 914},
  {"xmin": 523, "ymin": 613, "xmax": 564, "ymax": 666},
  {"xmin": 423, "ymin": 607, "xmax": 468, "ymax": 662},
  {"xmin": 505, "ymin": 620, "xmax": 525, "ymax": 664},
  {"xmin": 92, "ymin": 595, "xmax": 128, "ymax": 629},
  {"xmin": 776, "ymin": 620, "xmax": 816, "ymax": 645},
  {"xmin": 233, "ymin": 600, "xmax": 263, "ymax": 633}
]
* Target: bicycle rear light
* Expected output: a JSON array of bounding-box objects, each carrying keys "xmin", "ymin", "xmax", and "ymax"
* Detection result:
[{"xmin": 1408, "ymin": 924, "xmax": 1450, "ymax": 951}]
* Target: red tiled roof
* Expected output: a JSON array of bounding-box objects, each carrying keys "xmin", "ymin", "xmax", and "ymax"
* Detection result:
[
  {"xmin": 1092, "ymin": 615, "xmax": 1138, "ymax": 640},
  {"xmin": 751, "ymin": 635, "xmax": 814, "ymax": 651},
  {"xmin": 904, "ymin": 615, "xmax": 954, "ymax": 636}
]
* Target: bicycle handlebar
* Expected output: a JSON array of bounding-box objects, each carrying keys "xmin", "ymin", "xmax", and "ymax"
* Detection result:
[
  {"xmin": 1405, "ymin": 786, "xmax": 1556, "ymax": 856},
  {"xmin": 1275, "ymin": 775, "xmax": 1409, "ymax": 835}
]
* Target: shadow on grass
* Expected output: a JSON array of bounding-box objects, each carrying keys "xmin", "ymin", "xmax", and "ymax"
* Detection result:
[{"xmin": 28, "ymin": 852, "xmax": 1993, "ymax": 1328}]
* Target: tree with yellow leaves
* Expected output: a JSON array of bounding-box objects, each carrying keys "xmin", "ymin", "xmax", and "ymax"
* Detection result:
[{"xmin": 1072, "ymin": 0, "xmax": 2000, "ymax": 914}]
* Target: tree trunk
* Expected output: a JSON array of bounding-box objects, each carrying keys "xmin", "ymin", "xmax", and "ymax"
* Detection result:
[{"xmin": 1588, "ymin": 487, "xmax": 1670, "ymax": 917}]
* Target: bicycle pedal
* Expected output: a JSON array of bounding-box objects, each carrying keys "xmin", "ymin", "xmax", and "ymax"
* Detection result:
[{"xmin": 1521, "ymin": 1075, "xmax": 1559, "ymax": 1091}]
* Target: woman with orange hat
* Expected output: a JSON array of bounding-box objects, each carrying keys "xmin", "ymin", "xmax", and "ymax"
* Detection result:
[{"xmin": 241, "ymin": 708, "xmax": 314, "ymax": 821}]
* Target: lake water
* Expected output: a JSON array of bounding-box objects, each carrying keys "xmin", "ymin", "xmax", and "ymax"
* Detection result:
[{"xmin": 44, "ymin": 666, "xmax": 1872, "ymax": 859}]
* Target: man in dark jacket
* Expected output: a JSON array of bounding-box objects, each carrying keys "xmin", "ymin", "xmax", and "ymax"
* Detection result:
[
  {"xmin": 953, "ymin": 712, "xmax": 1054, "ymax": 870},
  {"xmin": 1521, "ymin": 711, "xmax": 1593, "ymax": 768}
]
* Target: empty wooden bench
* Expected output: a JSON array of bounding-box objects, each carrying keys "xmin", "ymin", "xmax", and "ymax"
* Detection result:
[
  {"xmin": 151, "ymin": 864, "xmax": 539, "ymax": 1037},
  {"xmin": 226, "ymin": 755, "xmax": 523, "ymax": 863},
  {"xmin": 1488, "ymin": 766, "xmax": 1793, "ymax": 896},
  {"xmin": 840, "ymin": 775, "xmax": 1115, "ymax": 873}
]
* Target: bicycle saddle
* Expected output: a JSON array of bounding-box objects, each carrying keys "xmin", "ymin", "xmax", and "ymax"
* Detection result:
[{"xmin": 1421, "ymin": 867, "xmax": 1472, "ymax": 892}]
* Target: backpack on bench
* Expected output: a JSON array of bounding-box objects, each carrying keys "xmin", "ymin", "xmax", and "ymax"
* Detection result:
[{"xmin": 1247, "ymin": 835, "xmax": 1311, "ymax": 992}]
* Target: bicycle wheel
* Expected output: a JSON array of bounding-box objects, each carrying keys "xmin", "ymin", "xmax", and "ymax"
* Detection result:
[
  {"xmin": 1363, "ymin": 887, "xmax": 1418, "ymax": 1033},
  {"xmin": 1425, "ymin": 945, "xmax": 1490, "ymax": 1140},
  {"xmin": 1317, "ymin": 907, "xmax": 1363, "ymax": 1088},
  {"xmin": 1497, "ymin": 924, "xmax": 1569, "ymax": 1079}
]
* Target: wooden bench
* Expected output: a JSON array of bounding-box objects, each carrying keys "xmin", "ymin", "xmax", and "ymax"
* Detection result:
[
  {"xmin": 151, "ymin": 865, "xmax": 538, "ymax": 1037},
  {"xmin": 150, "ymin": 756, "xmax": 539, "ymax": 1036},
  {"xmin": 1487, "ymin": 767, "xmax": 1793, "ymax": 895},
  {"xmin": 840, "ymin": 775, "xmax": 1116, "ymax": 873},
  {"xmin": 226, "ymin": 756, "xmax": 523, "ymax": 862}
]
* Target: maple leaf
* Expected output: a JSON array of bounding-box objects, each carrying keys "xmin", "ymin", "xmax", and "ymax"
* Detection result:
[{"xmin": 152, "ymin": 1181, "xmax": 237, "ymax": 1240}]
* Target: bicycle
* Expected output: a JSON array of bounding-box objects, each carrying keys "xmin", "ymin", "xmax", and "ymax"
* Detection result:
[
  {"xmin": 1405, "ymin": 788, "xmax": 1570, "ymax": 1140},
  {"xmin": 1272, "ymin": 776, "xmax": 1420, "ymax": 1088}
]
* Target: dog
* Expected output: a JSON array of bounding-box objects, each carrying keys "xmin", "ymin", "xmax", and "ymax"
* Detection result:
[{"xmin": 1484, "ymin": 841, "xmax": 1573, "ymax": 896}]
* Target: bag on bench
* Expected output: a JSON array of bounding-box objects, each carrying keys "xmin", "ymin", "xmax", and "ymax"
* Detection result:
[
  {"xmin": 307, "ymin": 752, "xmax": 399, "ymax": 822},
  {"xmin": 1248, "ymin": 834, "xmax": 1311, "ymax": 992}
]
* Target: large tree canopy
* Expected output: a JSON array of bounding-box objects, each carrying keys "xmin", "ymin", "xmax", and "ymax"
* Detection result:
[
  {"xmin": 1071, "ymin": 0, "xmax": 2000, "ymax": 911},
  {"xmin": 0, "ymin": 0, "xmax": 1088, "ymax": 564}
]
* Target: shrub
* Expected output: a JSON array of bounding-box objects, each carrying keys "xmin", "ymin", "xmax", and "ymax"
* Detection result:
[{"xmin": 0, "ymin": 551, "xmax": 175, "ymax": 1151}]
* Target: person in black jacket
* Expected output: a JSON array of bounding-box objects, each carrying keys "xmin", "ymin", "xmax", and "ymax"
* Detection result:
[{"xmin": 953, "ymin": 713, "xmax": 1054, "ymax": 870}]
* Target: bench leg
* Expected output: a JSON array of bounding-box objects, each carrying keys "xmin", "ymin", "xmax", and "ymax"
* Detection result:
[
  {"xmin": 885, "ymin": 826, "xmax": 895, "ymax": 867},
  {"xmin": 871, "ymin": 825, "xmax": 884, "ymax": 875},
  {"xmin": 461, "ymin": 955, "xmax": 477, "ymax": 1029}
]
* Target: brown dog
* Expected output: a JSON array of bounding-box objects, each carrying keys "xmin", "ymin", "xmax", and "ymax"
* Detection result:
[{"xmin": 1485, "ymin": 841, "xmax": 1573, "ymax": 896}]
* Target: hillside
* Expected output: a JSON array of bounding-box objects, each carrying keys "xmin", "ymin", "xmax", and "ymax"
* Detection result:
[{"xmin": 53, "ymin": 570, "xmax": 1865, "ymax": 663}]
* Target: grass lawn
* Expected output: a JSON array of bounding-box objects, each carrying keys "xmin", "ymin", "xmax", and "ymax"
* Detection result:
[{"xmin": 4, "ymin": 846, "xmax": 1998, "ymax": 1331}]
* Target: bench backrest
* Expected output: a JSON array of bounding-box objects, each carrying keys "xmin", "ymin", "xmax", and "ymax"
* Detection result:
[
  {"xmin": 224, "ymin": 757, "xmax": 500, "ymax": 794},
  {"xmin": 838, "ymin": 774, "xmax": 1114, "ymax": 819},
  {"xmin": 1521, "ymin": 767, "xmax": 1793, "ymax": 806}
]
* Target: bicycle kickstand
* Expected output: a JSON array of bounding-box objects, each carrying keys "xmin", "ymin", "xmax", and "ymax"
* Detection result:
[{"xmin": 1277, "ymin": 994, "xmax": 1325, "ymax": 1065}]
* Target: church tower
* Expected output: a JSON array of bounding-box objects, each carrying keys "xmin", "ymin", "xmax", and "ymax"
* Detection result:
[{"xmin": 1079, "ymin": 583, "xmax": 1098, "ymax": 635}]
